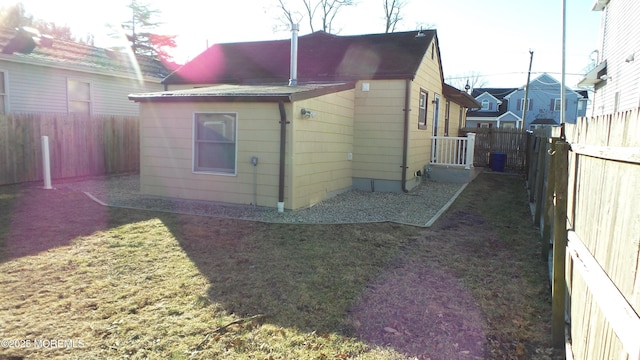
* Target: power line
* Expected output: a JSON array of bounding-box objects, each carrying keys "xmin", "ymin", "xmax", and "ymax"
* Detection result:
[{"xmin": 445, "ymin": 71, "xmax": 585, "ymax": 80}]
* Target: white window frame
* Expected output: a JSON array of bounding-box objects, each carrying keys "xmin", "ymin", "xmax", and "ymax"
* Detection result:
[
  {"xmin": 67, "ymin": 78, "xmax": 92, "ymax": 115},
  {"xmin": 418, "ymin": 89, "xmax": 428, "ymax": 129},
  {"xmin": 481, "ymin": 99, "xmax": 489, "ymax": 110},
  {"xmin": 554, "ymin": 98, "xmax": 562, "ymax": 112},
  {"xmin": 0, "ymin": 70, "xmax": 8, "ymax": 114},
  {"xmin": 520, "ymin": 98, "xmax": 533, "ymax": 111},
  {"xmin": 193, "ymin": 112, "xmax": 238, "ymax": 176}
]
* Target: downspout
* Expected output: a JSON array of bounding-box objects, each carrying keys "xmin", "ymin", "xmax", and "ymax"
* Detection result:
[
  {"xmin": 277, "ymin": 101, "xmax": 288, "ymax": 212},
  {"xmin": 401, "ymin": 78, "xmax": 411, "ymax": 193},
  {"xmin": 277, "ymin": 22, "xmax": 298, "ymax": 212}
]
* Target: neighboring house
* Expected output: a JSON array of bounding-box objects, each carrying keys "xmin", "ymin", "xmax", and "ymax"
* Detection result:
[
  {"xmin": 467, "ymin": 73, "xmax": 588, "ymax": 130},
  {"xmin": 465, "ymin": 88, "xmax": 518, "ymax": 129},
  {"xmin": 0, "ymin": 26, "xmax": 171, "ymax": 116},
  {"xmin": 130, "ymin": 29, "xmax": 479, "ymax": 210},
  {"xmin": 578, "ymin": 0, "xmax": 640, "ymax": 115}
]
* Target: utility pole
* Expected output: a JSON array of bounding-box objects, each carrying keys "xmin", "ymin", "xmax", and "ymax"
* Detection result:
[
  {"xmin": 560, "ymin": 0, "xmax": 567, "ymax": 138},
  {"xmin": 522, "ymin": 49, "xmax": 534, "ymax": 131}
]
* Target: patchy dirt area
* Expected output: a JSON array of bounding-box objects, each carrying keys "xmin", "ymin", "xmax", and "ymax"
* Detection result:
[
  {"xmin": 0, "ymin": 173, "xmax": 560, "ymax": 359},
  {"xmin": 346, "ymin": 174, "xmax": 560, "ymax": 359},
  {"xmin": 2, "ymin": 185, "xmax": 111, "ymax": 261}
]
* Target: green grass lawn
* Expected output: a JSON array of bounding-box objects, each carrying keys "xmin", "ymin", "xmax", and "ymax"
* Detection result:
[{"xmin": 0, "ymin": 173, "xmax": 557, "ymax": 359}]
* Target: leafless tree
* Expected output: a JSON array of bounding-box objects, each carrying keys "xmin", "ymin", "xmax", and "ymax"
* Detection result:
[
  {"xmin": 383, "ymin": 0, "xmax": 407, "ymax": 33},
  {"xmin": 276, "ymin": 0, "xmax": 300, "ymax": 26},
  {"xmin": 446, "ymin": 71, "xmax": 488, "ymax": 93},
  {"xmin": 275, "ymin": 0, "xmax": 355, "ymax": 33}
]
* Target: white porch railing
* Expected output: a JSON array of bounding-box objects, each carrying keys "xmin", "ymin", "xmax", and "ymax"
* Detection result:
[{"xmin": 430, "ymin": 133, "xmax": 476, "ymax": 169}]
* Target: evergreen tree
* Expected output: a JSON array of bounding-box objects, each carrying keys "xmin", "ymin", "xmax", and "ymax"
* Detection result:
[{"xmin": 120, "ymin": 0, "xmax": 176, "ymax": 61}]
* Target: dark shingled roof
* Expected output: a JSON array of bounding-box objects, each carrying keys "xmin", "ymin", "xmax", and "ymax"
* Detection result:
[
  {"xmin": 129, "ymin": 82, "xmax": 355, "ymax": 103},
  {"xmin": 0, "ymin": 26, "xmax": 173, "ymax": 80},
  {"xmin": 443, "ymin": 83, "xmax": 481, "ymax": 108},
  {"xmin": 163, "ymin": 30, "xmax": 437, "ymax": 85},
  {"xmin": 467, "ymin": 87, "xmax": 518, "ymax": 118},
  {"xmin": 470, "ymin": 88, "xmax": 518, "ymax": 99},
  {"xmin": 530, "ymin": 118, "xmax": 559, "ymax": 125}
]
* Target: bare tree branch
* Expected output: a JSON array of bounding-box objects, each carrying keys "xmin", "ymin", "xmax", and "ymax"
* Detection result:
[
  {"xmin": 275, "ymin": 0, "xmax": 354, "ymax": 34},
  {"xmin": 446, "ymin": 71, "xmax": 488, "ymax": 93},
  {"xmin": 383, "ymin": 0, "xmax": 406, "ymax": 33}
]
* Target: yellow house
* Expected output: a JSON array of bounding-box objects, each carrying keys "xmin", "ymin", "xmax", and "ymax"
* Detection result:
[{"xmin": 130, "ymin": 30, "xmax": 479, "ymax": 210}]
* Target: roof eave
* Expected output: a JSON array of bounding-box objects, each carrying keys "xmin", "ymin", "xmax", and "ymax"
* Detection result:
[
  {"xmin": 129, "ymin": 82, "xmax": 356, "ymax": 103},
  {"xmin": 0, "ymin": 53, "xmax": 166, "ymax": 83}
]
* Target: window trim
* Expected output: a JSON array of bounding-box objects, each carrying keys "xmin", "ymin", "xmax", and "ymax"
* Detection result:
[
  {"xmin": 192, "ymin": 112, "xmax": 238, "ymax": 176},
  {"xmin": 518, "ymin": 98, "xmax": 533, "ymax": 112},
  {"xmin": 0, "ymin": 70, "xmax": 7, "ymax": 114},
  {"xmin": 432, "ymin": 93, "xmax": 440, "ymax": 136},
  {"xmin": 418, "ymin": 88, "xmax": 428, "ymax": 129},
  {"xmin": 554, "ymin": 98, "xmax": 562, "ymax": 112},
  {"xmin": 481, "ymin": 99, "xmax": 489, "ymax": 110},
  {"xmin": 444, "ymin": 100, "xmax": 450, "ymax": 136},
  {"xmin": 66, "ymin": 78, "xmax": 92, "ymax": 115}
]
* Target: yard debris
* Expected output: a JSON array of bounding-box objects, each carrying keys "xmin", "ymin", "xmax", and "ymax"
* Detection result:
[
  {"xmin": 383, "ymin": 326, "xmax": 400, "ymax": 335},
  {"xmin": 192, "ymin": 314, "xmax": 267, "ymax": 352}
]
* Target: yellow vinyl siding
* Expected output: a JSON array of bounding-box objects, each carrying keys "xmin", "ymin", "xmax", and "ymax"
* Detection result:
[
  {"xmin": 289, "ymin": 89, "xmax": 354, "ymax": 209},
  {"xmin": 405, "ymin": 37, "xmax": 444, "ymax": 188},
  {"xmin": 353, "ymin": 79, "xmax": 406, "ymax": 182},
  {"xmin": 139, "ymin": 89, "xmax": 354, "ymax": 210},
  {"xmin": 139, "ymin": 102, "xmax": 283, "ymax": 207},
  {"xmin": 447, "ymin": 101, "xmax": 465, "ymax": 133}
]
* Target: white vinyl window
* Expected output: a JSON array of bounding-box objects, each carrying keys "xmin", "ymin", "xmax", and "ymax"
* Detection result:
[
  {"xmin": 481, "ymin": 99, "xmax": 489, "ymax": 110},
  {"xmin": 193, "ymin": 113, "xmax": 237, "ymax": 175},
  {"xmin": 554, "ymin": 98, "xmax": 562, "ymax": 111},
  {"xmin": 0, "ymin": 71, "xmax": 7, "ymax": 114},
  {"xmin": 418, "ymin": 89, "xmax": 428, "ymax": 128},
  {"xmin": 67, "ymin": 79, "xmax": 91, "ymax": 115}
]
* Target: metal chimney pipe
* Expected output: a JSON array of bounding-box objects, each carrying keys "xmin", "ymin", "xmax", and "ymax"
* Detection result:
[{"xmin": 288, "ymin": 23, "xmax": 299, "ymax": 86}]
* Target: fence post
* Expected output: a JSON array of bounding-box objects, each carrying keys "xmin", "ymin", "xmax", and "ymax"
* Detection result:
[
  {"xmin": 41, "ymin": 136, "xmax": 52, "ymax": 189},
  {"xmin": 551, "ymin": 138, "xmax": 569, "ymax": 350},
  {"xmin": 542, "ymin": 137, "xmax": 555, "ymax": 259},
  {"xmin": 465, "ymin": 133, "xmax": 476, "ymax": 169},
  {"xmin": 534, "ymin": 138, "xmax": 547, "ymax": 226}
]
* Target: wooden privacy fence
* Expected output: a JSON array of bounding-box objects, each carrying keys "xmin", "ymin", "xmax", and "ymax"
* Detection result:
[
  {"xmin": 527, "ymin": 110, "xmax": 640, "ymax": 359},
  {"xmin": 0, "ymin": 113, "xmax": 140, "ymax": 185},
  {"xmin": 459, "ymin": 127, "xmax": 528, "ymax": 171}
]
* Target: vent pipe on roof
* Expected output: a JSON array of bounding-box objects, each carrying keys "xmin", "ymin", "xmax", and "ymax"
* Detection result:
[{"xmin": 288, "ymin": 23, "xmax": 299, "ymax": 86}]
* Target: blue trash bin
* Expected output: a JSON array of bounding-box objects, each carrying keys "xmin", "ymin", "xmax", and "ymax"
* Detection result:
[{"xmin": 490, "ymin": 152, "xmax": 507, "ymax": 172}]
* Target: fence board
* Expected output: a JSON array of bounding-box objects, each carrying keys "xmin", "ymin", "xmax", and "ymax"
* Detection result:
[
  {"xmin": 460, "ymin": 127, "xmax": 528, "ymax": 170},
  {"xmin": 552, "ymin": 110, "xmax": 640, "ymax": 358},
  {"xmin": 0, "ymin": 113, "xmax": 140, "ymax": 186}
]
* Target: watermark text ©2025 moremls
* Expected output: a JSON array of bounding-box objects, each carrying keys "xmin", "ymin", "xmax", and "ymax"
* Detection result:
[{"xmin": 1, "ymin": 338, "xmax": 85, "ymax": 349}]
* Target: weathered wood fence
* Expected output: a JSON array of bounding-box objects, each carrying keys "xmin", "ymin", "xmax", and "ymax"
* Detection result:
[
  {"xmin": 459, "ymin": 127, "xmax": 528, "ymax": 171},
  {"xmin": 0, "ymin": 114, "xmax": 139, "ymax": 185},
  {"xmin": 527, "ymin": 110, "xmax": 640, "ymax": 359}
]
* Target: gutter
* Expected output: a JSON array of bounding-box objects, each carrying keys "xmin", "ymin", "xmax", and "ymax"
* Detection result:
[
  {"xmin": 277, "ymin": 101, "xmax": 289, "ymax": 212},
  {"xmin": 401, "ymin": 78, "xmax": 411, "ymax": 193}
]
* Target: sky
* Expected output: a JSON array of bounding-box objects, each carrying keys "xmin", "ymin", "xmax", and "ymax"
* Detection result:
[{"xmin": 7, "ymin": 0, "xmax": 602, "ymax": 88}]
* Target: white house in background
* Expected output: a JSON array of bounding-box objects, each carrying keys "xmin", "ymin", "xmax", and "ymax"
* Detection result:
[
  {"xmin": 0, "ymin": 26, "xmax": 172, "ymax": 116},
  {"xmin": 578, "ymin": 0, "xmax": 640, "ymax": 115}
]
